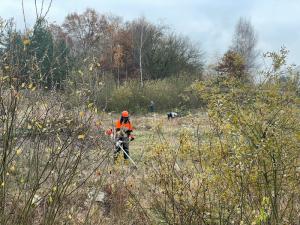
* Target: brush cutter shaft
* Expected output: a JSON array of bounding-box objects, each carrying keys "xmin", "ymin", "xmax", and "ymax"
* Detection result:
[{"xmin": 116, "ymin": 140, "xmax": 137, "ymax": 168}]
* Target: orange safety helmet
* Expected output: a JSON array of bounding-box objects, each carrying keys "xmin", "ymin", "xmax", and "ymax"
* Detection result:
[{"xmin": 121, "ymin": 110, "xmax": 129, "ymax": 117}]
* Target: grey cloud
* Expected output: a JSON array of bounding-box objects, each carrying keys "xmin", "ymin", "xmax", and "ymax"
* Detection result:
[{"xmin": 0, "ymin": 0, "xmax": 299, "ymax": 64}]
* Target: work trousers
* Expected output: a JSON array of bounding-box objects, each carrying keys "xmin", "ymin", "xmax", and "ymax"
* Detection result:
[{"xmin": 114, "ymin": 136, "xmax": 129, "ymax": 160}]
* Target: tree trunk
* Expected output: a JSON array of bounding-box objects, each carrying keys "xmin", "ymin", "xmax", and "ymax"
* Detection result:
[
  {"xmin": 139, "ymin": 26, "xmax": 144, "ymax": 87},
  {"xmin": 125, "ymin": 65, "xmax": 128, "ymax": 84},
  {"xmin": 117, "ymin": 66, "xmax": 120, "ymax": 88}
]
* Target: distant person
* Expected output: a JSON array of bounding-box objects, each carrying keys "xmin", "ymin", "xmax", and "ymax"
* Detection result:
[
  {"xmin": 149, "ymin": 100, "xmax": 155, "ymax": 112},
  {"xmin": 167, "ymin": 112, "xmax": 178, "ymax": 120}
]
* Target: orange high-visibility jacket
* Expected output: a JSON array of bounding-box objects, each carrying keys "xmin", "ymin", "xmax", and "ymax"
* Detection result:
[{"xmin": 115, "ymin": 120, "xmax": 133, "ymax": 131}]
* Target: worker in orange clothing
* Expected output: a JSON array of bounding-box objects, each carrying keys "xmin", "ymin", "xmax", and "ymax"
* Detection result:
[{"xmin": 114, "ymin": 110, "xmax": 134, "ymax": 161}]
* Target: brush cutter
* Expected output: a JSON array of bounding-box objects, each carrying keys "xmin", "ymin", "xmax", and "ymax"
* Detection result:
[{"xmin": 115, "ymin": 140, "xmax": 138, "ymax": 168}]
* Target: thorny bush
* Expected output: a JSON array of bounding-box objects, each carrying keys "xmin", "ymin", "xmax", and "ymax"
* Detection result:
[
  {"xmin": 0, "ymin": 19, "xmax": 112, "ymax": 225},
  {"xmin": 133, "ymin": 49, "xmax": 300, "ymax": 225}
]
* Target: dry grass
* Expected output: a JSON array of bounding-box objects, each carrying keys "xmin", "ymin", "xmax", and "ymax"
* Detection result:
[{"xmin": 98, "ymin": 111, "xmax": 209, "ymax": 165}]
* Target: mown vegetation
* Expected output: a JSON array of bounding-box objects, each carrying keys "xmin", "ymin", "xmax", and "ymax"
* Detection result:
[{"xmin": 0, "ymin": 3, "xmax": 299, "ymax": 225}]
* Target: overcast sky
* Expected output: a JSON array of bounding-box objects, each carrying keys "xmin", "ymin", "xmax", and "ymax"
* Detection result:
[{"xmin": 1, "ymin": 0, "xmax": 299, "ymax": 64}]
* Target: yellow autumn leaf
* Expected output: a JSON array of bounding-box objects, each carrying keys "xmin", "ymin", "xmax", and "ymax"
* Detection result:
[
  {"xmin": 78, "ymin": 134, "xmax": 85, "ymax": 140},
  {"xmin": 57, "ymin": 135, "xmax": 62, "ymax": 144},
  {"xmin": 16, "ymin": 148, "xmax": 22, "ymax": 155},
  {"xmin": 223, "ymin": 123, "xmax": 232, "ymax": 130},
  {"xmin": 23, "ymin": 39, "xmax": 31, "ymax": 46},
  {"xmin": 95, "ymin": 120, "xmax": 101, "ymax": 126},
  {"xmin": 89, "ymin": 64, "xmax": 94, "ymax": 71},
  {"xmin": 35, "ymin": 122, "xmax": 42, "ymax": 129},
  {"xmin": 79, "ymin": 111, "xmax": 84, "ymax": 117},
  {"xmin": 10, "ymin": 165, "xmax": 16, "ymax": 172},
  {"xmin": 0, "ymin": 76, "xmax": 9, "ymax": 81}
]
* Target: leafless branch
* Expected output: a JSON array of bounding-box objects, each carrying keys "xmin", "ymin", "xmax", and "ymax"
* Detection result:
[
  {"xmin": 43, "ymin": 0, "xmax": 53, "ymax": 19},
  {"xmin": 40, "ymin": 0, "xmax": 45, "ymax": 17},
  {"xmin": 21, "ymin": 0, "xmax": 28, "ymax": 31},
  {"xmin": 34, "ymin": 0, "xmax": 39, "ymax": 19}
]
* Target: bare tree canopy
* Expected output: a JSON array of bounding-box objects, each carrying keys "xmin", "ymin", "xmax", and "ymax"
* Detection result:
[{"xmin": 231, "ymin": 17, "xmax": 258, "ymax": 72}]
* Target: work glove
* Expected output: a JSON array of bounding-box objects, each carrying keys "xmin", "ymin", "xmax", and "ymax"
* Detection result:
[
  {"xmin": 129, "ymin": 135, "xmax": 135, "ymax": 141},
  {"xmin": 115, "ymin": 140, "xmax": 122, "ymax": 147},
  {"xmin": 105, "ymin": 128, "xmax": 113, "ymax": 136}
]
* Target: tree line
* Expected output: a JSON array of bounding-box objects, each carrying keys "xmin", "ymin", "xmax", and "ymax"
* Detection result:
[
  {"xmin": 0, "ymin": 9, "xmax": 205, "ymax": 90},
  {"xmin": 1, "ymin": 7, "xmax": 274, "ymax": 112}
]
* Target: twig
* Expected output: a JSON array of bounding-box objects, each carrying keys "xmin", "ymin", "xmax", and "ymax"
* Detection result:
[
  {"xmin": 34, "ymin": 0, "xmax": 39, "ymax": 19},
  {"xmin": 43, "ymin": 0, "xmax": 53, "ymax": 19},
  {"xmin": 21, "ymin": 0, "xmax": 28, "ymax": 31},
  {"xmin": 40, "ymin": 0, "xmax": 45, "ymax": 18}
]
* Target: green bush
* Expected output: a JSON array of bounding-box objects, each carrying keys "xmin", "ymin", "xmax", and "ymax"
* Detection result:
[
  {"xmin": 64, "ymin": 65, "xmax": 204, "ymax": 113},
  {"xmin": 106, "ymin": 74, "xmax": 203, "ymax": 113},
  {"xmin": 109, "ymin": 85, "xmax": 134, "ymax": 112},
  {"xmin": 136, "ymin": 49, "xmax": 300, "ymax": 225}
]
